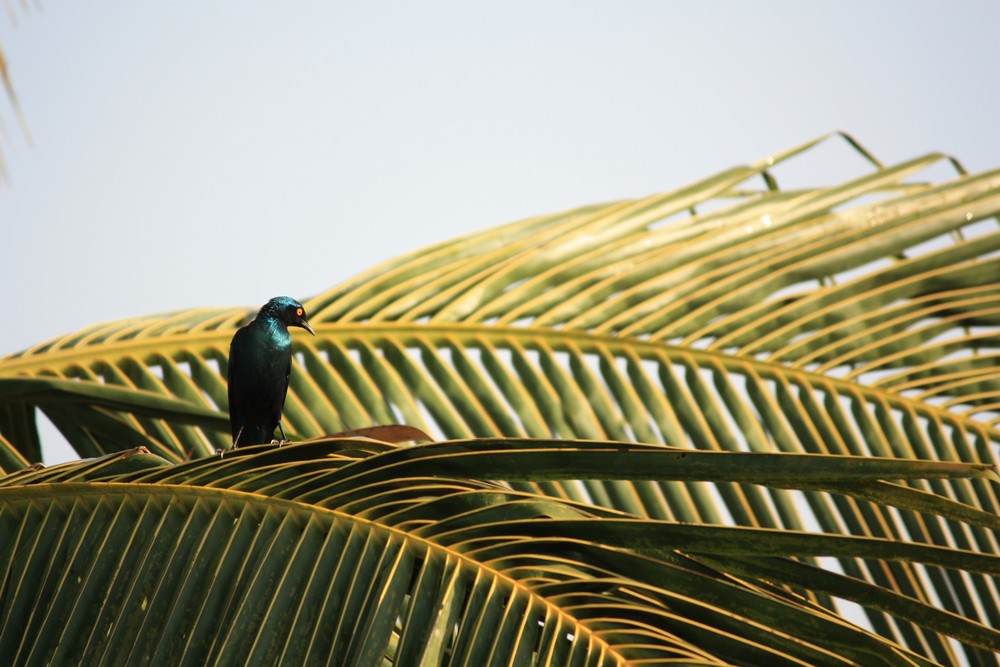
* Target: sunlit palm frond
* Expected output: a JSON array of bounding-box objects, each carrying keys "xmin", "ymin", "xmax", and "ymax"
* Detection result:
[
  {"xmin": 2, "ymin": 438, "xmax": 996, "ymax": 666},
  {"xmin": 2, "ymin": 134, "xmax": 999, "ymax": 663}
]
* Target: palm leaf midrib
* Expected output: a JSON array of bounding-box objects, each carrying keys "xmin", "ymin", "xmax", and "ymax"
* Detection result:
[{"xmin": 3, "ymin": 321, "xmax": 995, "ymax": 444}]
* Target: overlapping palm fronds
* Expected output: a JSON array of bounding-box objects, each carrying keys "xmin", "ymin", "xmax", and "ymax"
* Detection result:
[
  {"xmin": 2, "ymin": 438, "xmax": 998, "ymax": 665},
  {"xmin": 1, "ymin": 134, "xmax": 998, "ymax": 664}
]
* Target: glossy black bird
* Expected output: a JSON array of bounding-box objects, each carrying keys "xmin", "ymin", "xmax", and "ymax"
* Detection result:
[{"xmin": 228, "ymin": 296, "xmax": 315, "ymax": 448}]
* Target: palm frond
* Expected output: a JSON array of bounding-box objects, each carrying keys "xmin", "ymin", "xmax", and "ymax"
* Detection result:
[
  {"xmin": 2, "ymin": 135, "xmax": 998, "ymax": 663},
  {"xmin": 3, "ymin": 438, "xmax": 995, "ymax": 666}
]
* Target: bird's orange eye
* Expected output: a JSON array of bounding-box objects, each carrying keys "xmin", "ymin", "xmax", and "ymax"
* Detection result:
[{"xmin": 296, "ymin": 307, "xmax": 303, "ymax": 316}]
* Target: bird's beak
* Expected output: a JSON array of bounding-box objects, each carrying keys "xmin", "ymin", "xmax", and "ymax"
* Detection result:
[{"xmin": 299, "ymin": 320, "xmax": 316, "ymax": 336}]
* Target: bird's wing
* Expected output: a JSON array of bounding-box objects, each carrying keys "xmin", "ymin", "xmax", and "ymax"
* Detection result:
[{"xmin": 280, "ymin": 356, "xmax": 291, "ymax": 411}]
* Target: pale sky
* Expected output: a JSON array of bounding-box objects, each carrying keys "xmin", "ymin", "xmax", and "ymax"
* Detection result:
[{"xmin": 1, "ymin": 1, "xmax": 998, "ymax": 461}]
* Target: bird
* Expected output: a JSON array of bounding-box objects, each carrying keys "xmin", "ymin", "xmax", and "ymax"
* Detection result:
[{"xmin": 227, "ymin": 296, "xmax": 315, "ymax": 448}]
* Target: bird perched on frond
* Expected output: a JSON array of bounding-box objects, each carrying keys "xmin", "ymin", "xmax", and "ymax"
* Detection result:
[{"xmin": 228, "ymin": 296, "xmax": 314, "ymax": 448}]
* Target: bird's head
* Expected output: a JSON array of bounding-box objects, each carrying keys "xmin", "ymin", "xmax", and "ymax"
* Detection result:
[{"xmin": 261, "ymin": 296, "xmax": 315, "ymax": 335}]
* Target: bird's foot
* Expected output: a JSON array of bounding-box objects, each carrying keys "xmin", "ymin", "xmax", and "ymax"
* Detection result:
[
  {"xmin": 270, "ymin": 439, "xmax": 289, "ymax": 446},
  {"xmin": 216, "ymin": 448, "xmax": 226, "ymax": 459}
]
